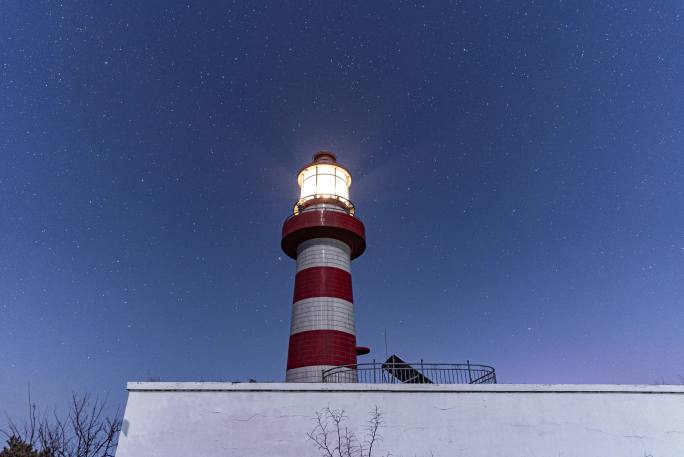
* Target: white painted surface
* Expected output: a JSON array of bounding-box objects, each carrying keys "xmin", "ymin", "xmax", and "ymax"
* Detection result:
[
  {"xmin": 115, "ymin": 383, "xmax": 684, "ymax": 457},
  {"xmin": 296, "ymin": 237, "xmax": 352, "ymax": 273},
  {"xmin": 285, "ymin": 366, "xmax": 357, "ymax": 383},
  {"xmin": 290, "ymin": 297, "xmax": 355, "ymax": 334}
]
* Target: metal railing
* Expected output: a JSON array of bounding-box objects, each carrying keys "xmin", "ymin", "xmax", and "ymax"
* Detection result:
[
  {"xmin": 292, "ymin": 194, "xmax": 356, "ymax": 216},
  {"xmin": 322, "ymin": 360, "xmax": 496, "ymax": 384}
]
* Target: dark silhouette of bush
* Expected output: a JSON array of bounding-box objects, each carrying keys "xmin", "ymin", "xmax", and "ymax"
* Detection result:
[{"xmin": 0, "ymin": 436, "xmax": 52, "ymax": 457}]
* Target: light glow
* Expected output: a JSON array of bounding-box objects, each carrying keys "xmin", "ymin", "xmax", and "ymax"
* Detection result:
[{"xmin": 297, "ymin": 164, "xmax": 351, "ymax": 202}]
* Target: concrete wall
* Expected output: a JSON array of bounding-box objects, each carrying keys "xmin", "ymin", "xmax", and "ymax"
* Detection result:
[{"xmin": 115, "ymin": 383, "xmax": 684, "ymax": 457}]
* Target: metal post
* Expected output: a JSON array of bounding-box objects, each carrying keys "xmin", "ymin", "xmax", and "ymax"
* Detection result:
[
  {"xmin": 373, "ymin": 359, "xmax": 376, "ymax": 384},
  {"xmin": 467, "ymin": 360, "xmax": 473, "ymax": 383}
]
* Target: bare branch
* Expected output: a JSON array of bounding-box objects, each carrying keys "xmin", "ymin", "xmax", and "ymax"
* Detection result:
[
  {"xmin": 330, "ymin": 407, "xmax": 346, "ymax": 457},
  {"xmin": 364, "ymin": 406, "xmax": 383, "ymax": 457},
  {"xmin": 307, "ymin": 410, "xmax": 335, "ymax": 457}
]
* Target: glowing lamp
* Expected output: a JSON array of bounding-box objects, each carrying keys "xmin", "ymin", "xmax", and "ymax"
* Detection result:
[{"xmin": 294, "ymin": 152, "xmax": 354, "ymax": 214}]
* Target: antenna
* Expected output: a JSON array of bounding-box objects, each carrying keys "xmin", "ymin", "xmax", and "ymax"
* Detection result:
[{"xmin": 384, "ymin": 327, "xmax": 388, "ymax": 359}]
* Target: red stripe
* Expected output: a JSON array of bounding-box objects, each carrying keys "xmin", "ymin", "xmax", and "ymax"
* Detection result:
[
  {"xmin": 287, "ymin": 330, "xmax": 357, "ymax": 369},
  {"xmin": 293, "ymin": 266, "xmax": 353, "ymax": 302},
  {"xmin": 281, "ymin": 210, "xmax": 366, "ymax": 259}
]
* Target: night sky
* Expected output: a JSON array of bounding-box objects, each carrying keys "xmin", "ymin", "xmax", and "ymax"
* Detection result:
[{"xmin": 2, "ymin": 1, "xmax": 683, "ymax": 422}]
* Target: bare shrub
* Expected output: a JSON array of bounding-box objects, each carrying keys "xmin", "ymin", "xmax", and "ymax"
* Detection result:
[
  {"xmin": 2, "ymin": 393, "xmax": 120, "ymax": 457},
  {"xmin": 307, "ymin": 406, "xmax": 433, "ymax": 457},
  {"xmin": 307, "ymin": 406, "xmax": 384, "ymax": 457}
]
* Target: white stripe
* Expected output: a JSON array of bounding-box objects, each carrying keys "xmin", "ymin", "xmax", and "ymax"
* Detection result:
[
  {"xmin": 296, "ymin": 237, "xmax": 351, "ymax": 273},
  {"xmin": 290, "ymin": 297, "xmax": 355, "ymax": 335},
  {"xmin": 286, "ymin": 365, "xmax": 358, "ymax": 383}
]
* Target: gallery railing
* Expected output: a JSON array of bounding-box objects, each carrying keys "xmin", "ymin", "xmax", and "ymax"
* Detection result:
[{"xmin": 293, "ymin": 194, "xmax": 356, "ymax": 216}]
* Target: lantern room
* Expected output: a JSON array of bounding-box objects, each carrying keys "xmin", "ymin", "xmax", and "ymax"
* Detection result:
[{"xmin": 294, "ymin": 152, "xmax": 354, "ymax": 215}]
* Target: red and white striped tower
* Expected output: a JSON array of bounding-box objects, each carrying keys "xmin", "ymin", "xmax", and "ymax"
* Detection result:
[{"xmin": 281, "ymin": 152, "xmax": 367, "ymax": 383}]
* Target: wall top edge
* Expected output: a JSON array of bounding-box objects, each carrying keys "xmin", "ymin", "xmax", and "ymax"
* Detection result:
[{"xmin": 125, "ymin": 382, "xmax": 684, "ymax": 394}]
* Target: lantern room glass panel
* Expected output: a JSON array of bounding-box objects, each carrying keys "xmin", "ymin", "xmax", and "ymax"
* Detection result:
[
  {"xmin": 300, "ymin": 168, "xmax": 317, "ymax": 199},
  {"xmin": 316, "ymin": 165, "xmax": 336, "ymax": 197},
  {"xmin": 298, "ymin": 165, "xmax": 351, "ymax": 202}
]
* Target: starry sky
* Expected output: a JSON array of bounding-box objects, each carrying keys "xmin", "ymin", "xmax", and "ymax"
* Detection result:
[{"xmin": 2, "ymin": 1, "xmax": 683, "ymax": 423}]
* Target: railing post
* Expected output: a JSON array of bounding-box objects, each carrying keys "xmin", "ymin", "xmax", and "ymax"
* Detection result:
[
  {"xmin": 373, "ymin": 359, "xmax": 376, "ymax": 384},
  {"xmin": 467, "ymin": 360, "xmax": 473, "ymax": 383}
]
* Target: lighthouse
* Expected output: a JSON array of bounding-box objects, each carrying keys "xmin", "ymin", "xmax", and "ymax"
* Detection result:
[{"xmin": 281, "ymin": 152, "xmax": 367, "ymax": 382}]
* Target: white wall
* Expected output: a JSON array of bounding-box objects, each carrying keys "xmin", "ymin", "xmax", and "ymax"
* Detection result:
[{"xmin": 115, "ymin": 383, "xmax": 684, "ymax": 457}]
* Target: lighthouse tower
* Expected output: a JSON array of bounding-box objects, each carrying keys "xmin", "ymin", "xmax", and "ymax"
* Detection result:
[{"xmin": 281, "ymin": 152, "xmax": 367, "ymax": 382}]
